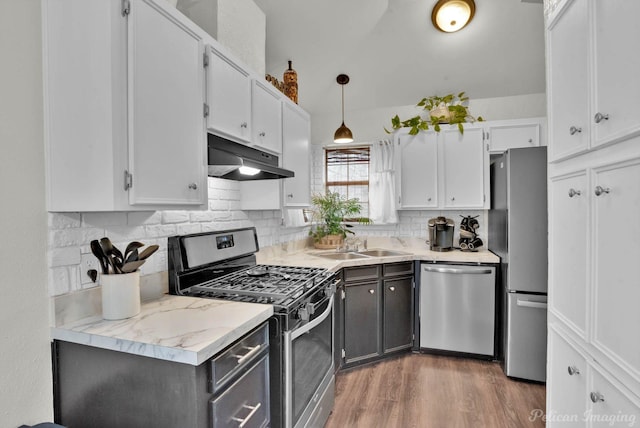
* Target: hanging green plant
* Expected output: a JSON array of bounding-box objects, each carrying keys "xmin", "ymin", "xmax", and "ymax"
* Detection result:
[{"xmin": 385, "ymin": 92, "xmax": 484, "ymax": 135}]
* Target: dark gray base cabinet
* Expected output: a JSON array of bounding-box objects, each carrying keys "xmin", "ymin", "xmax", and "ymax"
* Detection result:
[
  {"xmin": 340, "ymin": 262, "xmax": 414, "ymax": 367},
  {"xmin": 53, "ymin": 323, "xmax": 270, "ymax": 428}
]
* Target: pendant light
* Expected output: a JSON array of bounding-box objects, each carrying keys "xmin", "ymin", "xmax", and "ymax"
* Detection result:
[
  {"xmin": 432, "ymin": 0, "xmax": 475, "ymax": 33},
  {"xmin": 334, "ymin": 74, "xmax": 354, "ymax": 143}
]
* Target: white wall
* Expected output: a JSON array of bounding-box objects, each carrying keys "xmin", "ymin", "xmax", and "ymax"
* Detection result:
[{"xmin": 0, "ymin": 1, "xmax": 54, "ymax": 425}]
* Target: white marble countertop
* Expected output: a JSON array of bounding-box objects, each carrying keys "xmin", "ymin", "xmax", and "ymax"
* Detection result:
[
  {"xmin": 256, "ymin": 236, "xmax": 500, "ymax": 270},
  {"xmin": 51, "ymin": 295, "xmax": 273, "ymax": 366}
]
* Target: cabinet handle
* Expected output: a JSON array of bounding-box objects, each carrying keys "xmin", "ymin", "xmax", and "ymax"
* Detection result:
[
  {"xmin": 232, "ymin": 345, "xmax": 262, "ymax": 366},
  {"xmin": 230, "ymin": 402, "xmax": 262, "ymax": 428},
  {"xmin": 528, "ymin": 138, "xmax": 533, "ymax": 143},
  {"xmin": 259, "ymin": 131, "xmax": 266, "ymax": 137},
  {"xmin": 594, "ymin": 112, "xmax": 609, "ymax": 124},
  {"xmin": 240, "ymin": 122, "xmax": 248, "ymax": 128},
  {"xmin": 569, "ymin": 126, "xmax": 582, "ymax": 135},
  {"xmin": 567, "ymin": 366, "xmax": 580, "ymax": 376},
  {"xmin": 427, "ymin": 197, "xmax": 432, "ymax": 202},
  {"xmin": 188, "ymin": 183, "xmax": 198, "ymax": 190},
  {"xmin": 568, "ymin": 188, "xmax": 581, "ymax": 198},
  {"xmin": 590, "ymin": 392, "xmax": 605, "ymax": 403},
  {"xmin": 287, "ymin": 193, "xmax": 293, "ymax": 198},
  {"xmin": 451, "ymin": 197, "xmax": 455, "ymax": 202},
  {"xmin": 368, "ymin": 289, "xmax": 375, "ymax": 294},
  {"xmin": 594, "ymin": 185, "xmax": 610, "ymax": 196},
  {"xmin": 389, "ymin": 286, "xmax": 395, "ymax": 292}
]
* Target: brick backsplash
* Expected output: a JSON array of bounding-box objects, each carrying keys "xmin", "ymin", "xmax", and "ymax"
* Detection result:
[{"xmin": 47, "ymin": 177, "xmax": 309, "ymax": 297}]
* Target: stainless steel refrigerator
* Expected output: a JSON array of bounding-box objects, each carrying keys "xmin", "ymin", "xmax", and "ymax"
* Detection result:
[{"xmin": 489, "ymin": 146, "xmax": 548, "ymax": 382}]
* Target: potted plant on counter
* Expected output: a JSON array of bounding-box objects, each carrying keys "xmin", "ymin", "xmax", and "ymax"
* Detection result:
[
  {"xmin": 89, "ymin": 237, "xmax": 159, "ymax": 320},
  {"xmin": 385, "ymin": 91, "xmax": 484, "ymax": 135},
  {"xmin": 308, "ymin": 191, "xmax": 365, "ymax": 249}
]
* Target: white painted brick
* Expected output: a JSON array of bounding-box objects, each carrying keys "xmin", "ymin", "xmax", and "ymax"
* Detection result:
[
  {"xmin": 127, "ymin": 211, "xmax": 162, "ymax": 226},
  {"xmin": 145, "ymin": 224, "xmax": 178, "ymax": 238},
  {"xmin": 224, "ymin": 190, "xmax": 241, "ymax": 201},
  {"xmin": 49, "ymin": 267, "xmax": 71, "ymax": 296},
  {"xmin": 212, "ymin": 211, "xmax": 232, "ymax": 221},
  {"xmin": 247, "ymin": 211, "xmax": 263, "ymax": 220},
  {"xmin": 189, "ymin": 211, "xmax": 217, "ymax": 222},
  {"xmin": 48, "ymin": 213, "xmax": 81, "ymax": 229},
  {"xmin": 228, "ymin": 200, "xmax": 241, "ymax": 211},
  {"xmin": 105, "ymin": 226, "xmax": 146, "ymax": 243},
  {"xmin": 50, "ymin": 227, "xmax": 104, "ymax": 248},
  {"xmin": 49, "ymin": 247, "xmax": 82, "ymax": 267},
  {"xmin": 83, "ymin": 212, "xmax": 127, "ymax": 227},
  {"xmin": 209, "ymin": 200, "xmax": 228, "ymax": 211},
  {"xmin": 232, "ymin": 211, "xmax": 249, "ymax": 220},
  {"xmin": 208, "ymin": 188, "xmax": 227, "ymax": 200},
  {"xmin": 162, "ymin": 211, "xmax": 190, "ymax": 224},
  {"xmin": 176, "ymin": 223, "xmax": 202, "ymax": 236}
]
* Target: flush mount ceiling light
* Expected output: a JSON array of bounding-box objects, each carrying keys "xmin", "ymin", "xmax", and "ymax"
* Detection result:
[
  {"xmin": 334, "ymin": 74, "xmax": 354, "ymax": 144},
  {"xmin": 432, "ymin": 0, "xmax": 475, "ymax": 33}
]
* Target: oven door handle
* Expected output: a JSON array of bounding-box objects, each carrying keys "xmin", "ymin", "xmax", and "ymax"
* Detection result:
[{"xmin": 291, "ymin": 294, "xmax": 334, "ymax": 340}]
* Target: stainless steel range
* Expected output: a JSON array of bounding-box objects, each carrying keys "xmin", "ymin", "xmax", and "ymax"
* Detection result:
[{"xmin": 168, "ymin": 228, "xmax": 338, "ymax": 428}]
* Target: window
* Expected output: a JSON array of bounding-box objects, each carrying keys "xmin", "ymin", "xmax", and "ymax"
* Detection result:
[{"xmin": 325, "ymin": 147, "xmax": 370, "ymax": 218}]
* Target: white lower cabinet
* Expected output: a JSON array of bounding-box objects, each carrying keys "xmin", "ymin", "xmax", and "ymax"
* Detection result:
[{"xmin": 548, "ymin": 325, "xmax": 640, "ymax": 428}]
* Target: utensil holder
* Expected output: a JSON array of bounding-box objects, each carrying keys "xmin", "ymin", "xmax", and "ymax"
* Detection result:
[{"xmin": 101, "ymin": 271, "xmax": 141, "ymax": 320}]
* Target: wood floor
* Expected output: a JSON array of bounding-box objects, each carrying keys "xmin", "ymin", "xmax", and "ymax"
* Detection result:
[{"xmin": 324, "ymin": 353, "xmax": 546, "ymax": 428}]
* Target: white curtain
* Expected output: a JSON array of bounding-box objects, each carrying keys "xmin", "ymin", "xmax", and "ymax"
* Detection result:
[{"xmin": 369, "ymin": 139, "xmax": 398, "ymax": 224}]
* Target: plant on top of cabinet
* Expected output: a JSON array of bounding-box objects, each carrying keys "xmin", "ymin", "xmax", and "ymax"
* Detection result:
[
  {"xmin": 385, "ymin": 92, "xmax": 484, "ymax": 135},
  {"xmin": 308, "ymin": 191, "xmax": 366, "ymax": 249}
]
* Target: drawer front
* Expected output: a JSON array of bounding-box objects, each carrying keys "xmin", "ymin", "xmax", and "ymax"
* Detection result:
[
  {"xmin": 211, "ymin": 354, "xmax": 270, "ymax": 428},
  {"xmin": 210, "ymin": 323, "xmax": 268, "ymax": 393},
  {"xmin": 382, "ymin": 262, "xmax": 413, "ymax": 277},
  {"xmin": 343, "ymin": 265, "xmax": 379, "ymax": 283}
]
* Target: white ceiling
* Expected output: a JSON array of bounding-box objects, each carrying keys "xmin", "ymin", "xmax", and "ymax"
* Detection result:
[{"xmin": 253, "ymin": 0, "xmax": 546, "ymax": 116}]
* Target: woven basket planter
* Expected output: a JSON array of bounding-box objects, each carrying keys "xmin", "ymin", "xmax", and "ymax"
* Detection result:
[{"xmin": 314, "ymin": 234, "xmax": 344, "ymax": 249}]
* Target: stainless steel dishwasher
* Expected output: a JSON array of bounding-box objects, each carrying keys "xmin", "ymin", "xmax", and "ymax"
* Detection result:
[{"xmin": 419, "ymin": 264, "xmax": 496, "ymax": 357}]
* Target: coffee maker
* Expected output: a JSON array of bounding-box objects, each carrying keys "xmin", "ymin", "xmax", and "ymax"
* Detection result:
[{"xmin": 427, "ymin": 216, "xmax": 455, "ymax": 252}]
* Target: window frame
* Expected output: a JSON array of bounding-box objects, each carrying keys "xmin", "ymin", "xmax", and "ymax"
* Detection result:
[{"xmin": 324, "ymin": 146, "xmax": 370, "ymax": 218}]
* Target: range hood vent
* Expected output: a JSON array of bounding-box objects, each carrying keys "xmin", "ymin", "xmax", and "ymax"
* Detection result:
[{"xmin": 207, "ymin": 134, "xmax": 294, "ymax": 180}]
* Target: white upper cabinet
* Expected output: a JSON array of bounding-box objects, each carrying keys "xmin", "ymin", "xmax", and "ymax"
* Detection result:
[
  {"xmin": 128, "ymin": 0, "xmax": 206, "ymax": 206},
  {"xmin": 206, "ymin": 46, "xmax": 252, "ymax": 144},
  {"xmin": 486, "ymin": 117, "xmax": 545, "ymax": 154},
  {"xmin": 43, "ymin": 0, "xmax": 206, "ymax": 211},
  {"xmin": 441, "ymin": 127, "xmax": 487, "ymax": 209},
  {"xmin": 591, "ymin": 1, "xmax": 640, "ymax": 147},
  {"xmin": 547, "ymin": 0, "xmax": 589, "ymax": 161},
  {"xmin": 394, "ymin": 124, "xmax": 489, "ymax": 210},
  {"xmin": 282, "ymin": 102, "xmax": 311, "ymax": 207},
  {"xmin": 251, "ymin": 80, "xmax": 283, "ymax": 154},
  {"xmin": 396, "ymin": 132, "xmax": 438, "ymax": 209}
]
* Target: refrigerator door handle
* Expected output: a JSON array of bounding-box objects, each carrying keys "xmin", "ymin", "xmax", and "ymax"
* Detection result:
[{"xmin": 516, "ymin": 299, "xmax": 548, "ymax": 309}]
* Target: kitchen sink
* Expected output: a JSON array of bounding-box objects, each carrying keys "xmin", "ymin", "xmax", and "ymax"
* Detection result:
[
  {"xmin": 314, "ymin": 252, "xmax": 370, "ymax": 260},
  {"xmin": 358, "ymin": 249, "xmax": 409, "ymax": 257}
]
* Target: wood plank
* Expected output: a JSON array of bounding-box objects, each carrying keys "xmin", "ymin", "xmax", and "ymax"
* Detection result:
[{"xmin": 325, "ymin": 353, "xmax": 546, "ymax": 428}]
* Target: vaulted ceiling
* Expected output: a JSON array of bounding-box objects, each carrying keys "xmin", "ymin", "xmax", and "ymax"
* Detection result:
[{"xmin": 253, "ymin": 0, "xmax": 546, "ymax": 116}]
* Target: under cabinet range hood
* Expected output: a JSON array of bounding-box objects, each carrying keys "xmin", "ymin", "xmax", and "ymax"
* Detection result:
[{"xmin": 207, "ymin": 133, "xmax": 294, "ymax": 180}]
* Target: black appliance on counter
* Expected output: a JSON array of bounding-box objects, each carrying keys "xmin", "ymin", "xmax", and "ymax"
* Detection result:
[{"xmin": 168, "ymin": 227, "xmax": 338, "ymax": 428}]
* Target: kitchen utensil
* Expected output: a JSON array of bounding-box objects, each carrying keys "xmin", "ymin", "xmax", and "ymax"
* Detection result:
[
  {"xmin": 124, "ymin": 241, "xmax": 144, "ymax": 261},
  {"xmin": 100, "ymin": 237, "xmax": 124, "ymax": 273},
  {"xmin": 124, "ymin": 248, "xmax": 139, "ymax": 264},
  {"xmin": 121, "ymin": 259, "xmax": 145, "ymax": 273},
  {"xmin": 138, "ymin": 244, "xmax": 159, "ymax": 261},
  {"xmin": 90, "ymin": 240, "xmax": 109, "ymax": 274}
]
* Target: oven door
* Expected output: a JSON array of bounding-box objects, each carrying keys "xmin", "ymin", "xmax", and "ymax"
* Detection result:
[{"xmin": 284, "ymin": 293, "xmax": 334, "ymax": 428}]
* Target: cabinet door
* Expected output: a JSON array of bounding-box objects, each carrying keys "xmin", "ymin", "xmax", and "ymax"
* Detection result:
[
  {"xmin": 592, "ymin": 158, "xmax": 640, "ymax": 375},
  {"xmin": 549, "ymin": 171, "xmax": 588, "ymax": 337},
  {"xmin": 589, "ymin": 364, "xmax": 640, "ymax": 428},
  {"xmin": 396, "ymin": 132, "xmax": 438, "ymax": 209},
  {"xmin": 282, "ymin": 103, "xmax": 310, "ymax": 207},
  {"xmin": 206, "ymin": 46, "xmax": 252, "ymax": 143},
  {"xmin": 252, "ymin": 80, "xmax": 282, "ymax": 154},
  {"xmin": 128, "ymin": 0, "xmax": 206, "ymax": 206},
  {"xmin": 547, "ymin": 0, "xmax": 589, "ymax": 161},
  {"xmin": 546, "ymin": 326, "xmax": 588, "ymax": 428},
  {"xmin": 441, "ymin": 127, "xmax": 487, "ymax": 208},
  {"xmin": 383, "ymin": 277, "xmax": 412, "ymax": 353},
  {"xmin": 592, "ymin": 1, "xmax": 640, "ymax": 147},
  {"xmin": 344, "ymin": 281, "xmax": 381, "ymax": 364},
  {"xmin": 487, "ymin": 121, "xmax": 542, "ymax": 154}
]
